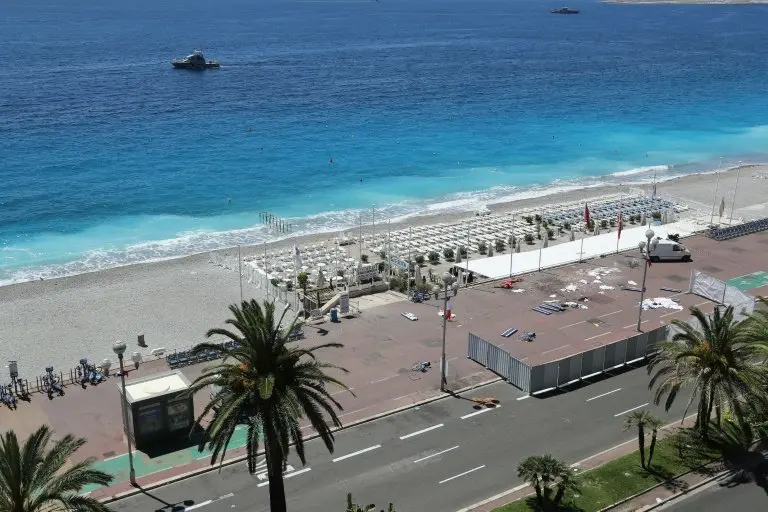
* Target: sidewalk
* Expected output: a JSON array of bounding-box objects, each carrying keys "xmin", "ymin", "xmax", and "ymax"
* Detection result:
[
  {"xmin": 462, "ymin": 415, "xmax": 702, "ymax": 512},
  {"xmin": 1, "ymin": 299, "xmax": 498, "ymax": 500}
]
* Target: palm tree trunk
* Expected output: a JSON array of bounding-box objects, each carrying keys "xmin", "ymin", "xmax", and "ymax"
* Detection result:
[
  {"xmin": 534, "ymin": 483, "xmax": 544, "ymax": 507},
  {"xmin": 266, "ymin": 442, "xmax": 288, "ymax": 512},
  {"xmin": 648, "ymin": 429, "xmax": 658, "ymax": 467},
  {"xmin": 638, "ymin": 425, "xmax": 646, "ymax": 468},
  {"xmin": 704, "ymin": 390, "xmax": 715, "ymax": 439}
]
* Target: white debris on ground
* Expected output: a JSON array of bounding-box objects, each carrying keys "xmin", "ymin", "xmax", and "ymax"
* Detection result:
[
  {"xmin": 641, "ymin": 297, "xmax": 683, "ymax": 311},
  {"xmin": 579, "ymin": 279, "xmax": 589, "ymax": 284},
  {"xmin": 599, "ymin": 285, "xmax": 615, "ymax": 290},
  {"xmin": 550, "ymin": 294, "xmax": 557, "ymax": 298},
  {"xmin": 512, "ymin": 289, "xmax": 525, "ymax": 293},
  {"xmin": 561, "ymin": 284, "xmax": 579, "ymax": 292},
  {"xmin": 628, "ymin": 280, "xmax": 638, "ymax": 286},
  {"xmin": 587, "ymin": 267, "xmax": 621, "ymax": 278},
  {"xmin": 564, "ymin": 301, "xmax": 589, "ymax": 310}
]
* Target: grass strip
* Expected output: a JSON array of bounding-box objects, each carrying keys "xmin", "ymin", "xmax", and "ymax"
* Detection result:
[{"xmin": 494, "ymin": 437, "xmax": 717, "ymax": 512}]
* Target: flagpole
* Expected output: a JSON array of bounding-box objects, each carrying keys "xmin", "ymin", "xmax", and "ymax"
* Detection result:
[
  {"xmin": 730, "ymin": 163, "xmax": 742, "ymax": 225},
  {"xmin": 263, "ymin": 242, "xmax": 269, "ymax": 300},
  {"xmin": 238, "ymin": 245, "xmax": 243, "ymax": 303},
  {"xmin": 710, "ymin": 171, "xmax": 720, "ymax": 227},
  {"xmin": 465, "ymin": 218, "xmax": 471, "ymax": 287},
  {"xmin": 372, "ymin": 205, "xmax": 376, "ymax": 250},
  {"xmin": 509, "ymin": 216, "xmax": 515, "ymax": 277},
  {"xmin": 616, "ymin": 193, "xmax": 622, "ymax": 254},
  {"xmin": 408, "ymin": 226, "xmax": 412, "ymax": 297}
]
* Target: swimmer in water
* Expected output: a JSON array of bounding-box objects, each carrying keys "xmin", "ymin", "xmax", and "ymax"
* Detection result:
[{"xmin": 228, "ymin": 197, "xmax": 232, "ymax": 204}]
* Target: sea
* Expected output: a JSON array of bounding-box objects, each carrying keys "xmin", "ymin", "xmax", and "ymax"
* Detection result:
[{"xmin": 3, "ymin": 0, "xmax": 768, "ymax": 285}]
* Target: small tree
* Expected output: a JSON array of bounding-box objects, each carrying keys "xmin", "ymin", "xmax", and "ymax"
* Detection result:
[
  {"xmin": 517, "ymin": 455, "xmax": 578, "ymax": 510},
  {"xmin": 563, "ymin": 222, "xmax": 571, "ymax": 231},
  {"xmin": 524, "ymin": 233, "xmax": 534, "ymax": 245},
  {"xmin": 542, "ymin": 219, "xmax": 548, "ymax": 228},
  {"xmin": 629, "ymin": 216, "xmax": 636, "ymax": 225},
  {"xmin": 652, "ymin": 211, "xmax": 662, "ymax": 220},
  {"xmin": 495, "ymin": 239, "xmax": 506, "ymax": 253},
  {"xmin": 624, "ymin": 410, "xmax": 662, "ymax": 468},
  {"xmin": 414, "ymin": 254, "xmax": 425, "ymax": 266},
  {"xmin": 536, "ymin": 231, "xmax": 542, "ymax": 240},
  {"xmin": 346, "ymin": 493, "xmax": 396, "ymax": 512},
  {"xmin": 361, "ymin": 254, "xmax": 369, "ymax": 263},
  {"xmin": 609, "ymin": 218, "xmax": 617, "ymax": 227},
  {"xmin": 459, "ymin": 246, "xmax": 468, "ymax": 257},
  {"xmin": 547, "ymin": 229, "xmax": 555, "ymax": 240},
  {"xmin": 443, "ymin": 248, "xmax": 455, "ymax": 261},
  {"xmin": 524, "ymin": 215, "xmax": 534, "ymax": 225},
  {"xmin": 600, "ymin": 219, "xmax": 608, "ymax": 229},
  {"xmin": 297, "ymin": 272, "xmax": 309, "ymax": 295},
  {"xmin": 378, "ymin": 250, "xmax": 386, "ymax": 260},
  {"xmin": 534, "ymin": 214, "xmax": 542, "ymax": 223},
  {"xmin": 427, "ymin": 251, "xmax": 440, "ymax": 265},
  {"xmin": 478, "ymin": 241, "xmax": 488, "ymax": 255}
]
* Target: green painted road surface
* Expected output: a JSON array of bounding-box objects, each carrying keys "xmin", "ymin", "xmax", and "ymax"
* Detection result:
[
  {"xmin": 83, "ymin": 426, "xmax": 249, "ymax": 493},
  {"xmin": 727, "ymin": 271, "xmax": 768, "ymax": 291}
]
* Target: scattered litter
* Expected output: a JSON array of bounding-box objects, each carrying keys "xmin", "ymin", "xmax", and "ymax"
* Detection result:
[
  {"xmin": 599, "ymin": 285, "xmax": 615, "ymax": 290},
  {"xmin": 593, "ymin": 279, "xmax": 602, "ymax": 284},
  {"xmin": 641, "ymin": 297, "xmax": 683, "ymax": 311},
  {"xmin": 564, "ymin": 301, "xmax": 589, "ymax": 310},
  {"xmin": 622, "ymin": 286, "xmax": 643, "ymax": 292},
  {"xmin": 628, "ymin": 280, "xmax": 637, "ymax": 286},
  {"xmin": 587, "ymin": 267, "xmax": 621, "ymax": 278},
  {"xmin": 578, "ymin": 296, "xmax": 589, "ymax": 302},
  {"xmin": 520, "ymin": 332, "xmax": 537, "ymax": 342},
  {"xmin": 660, "ymin": 287, "xmax": 682, "ymax": 293},
  {"xmin": 402, "ymin": 312, "xmax": 418, "ymax": 321},
  {"xmin": 579, "ymin": 279, "xmax": 588, "ymax": 285},
  {"xmin": 561, "ymin": 284, "xmax": 579, "ymax": 292},
  {"xmin": 549, "ymin": 294, "xmax": 557, "ymax": 298},
  {"xmin": 512, "ymin": 289, "xmax": 525, "ymax": 293}
]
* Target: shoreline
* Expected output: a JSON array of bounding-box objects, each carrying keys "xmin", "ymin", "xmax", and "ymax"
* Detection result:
[
  {"xmin": 606, "ymin": 0, "xmax": 768, "ymax": 4},
  {"xmin": 1, "ymin": 164, "xmax": 766, "ymax": 377}
]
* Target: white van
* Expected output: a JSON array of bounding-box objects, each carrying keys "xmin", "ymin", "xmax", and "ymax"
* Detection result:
[{"xmin": 649, "ymin": 238, "xmax": 692, "ymax": 262}]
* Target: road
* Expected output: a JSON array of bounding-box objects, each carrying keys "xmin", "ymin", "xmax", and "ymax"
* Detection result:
[
  {"xmin": 662, "ymin": 477, "xmax": 768, "ymax": 511},
  {"xmin": 109, "ymin": 365, "xmax": 693, "ymax": 512}
]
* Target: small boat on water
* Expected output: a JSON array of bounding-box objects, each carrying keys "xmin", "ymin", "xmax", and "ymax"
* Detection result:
[
  {"xmin": 551, "ymin": 7, "xmax": 580, "ymax": 14},
  {"xmin": 171, "ymin": 50, "xmax": 220, "ymax": 70}
]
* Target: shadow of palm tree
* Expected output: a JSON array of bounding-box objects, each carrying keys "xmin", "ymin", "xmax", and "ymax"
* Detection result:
[{"xmin": 523, "ymin": 496, "xmax": 585, "ymax": 512}]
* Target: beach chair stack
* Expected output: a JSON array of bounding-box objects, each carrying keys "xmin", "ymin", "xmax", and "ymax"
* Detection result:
[{"xmin": 707, "ymin": 217, "xmax": 768, "ymax": 241}]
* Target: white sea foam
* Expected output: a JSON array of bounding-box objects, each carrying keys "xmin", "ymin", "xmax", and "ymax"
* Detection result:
[{"xmin": 611, "ymin": 165, "xmax": 670, "ymax": 177}]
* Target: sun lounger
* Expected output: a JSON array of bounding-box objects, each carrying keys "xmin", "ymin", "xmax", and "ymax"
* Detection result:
[
  {"xmin": 501, "ymin": 327, "xmax": 518, "ymax": 338},
  {"xmin": 539, "ymin": 304, "xmax": 564, "ymax": 312},
  {"xmin": 622, "ymin": 286, "xmax": 643, "ymax": 292},
  {"xmin": 532, "ymin": 307, "xmax": 552, "ymax": 315},
  {"xmin": 402, "ymin": 312, "xmax": 418, "ymax": 321},
  {"xmin": 660, "ymin": 287, "xmax": 682, "ymax": 293}
]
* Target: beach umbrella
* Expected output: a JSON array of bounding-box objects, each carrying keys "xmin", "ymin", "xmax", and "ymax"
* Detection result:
[
  {"xmin": 570, "ymin": 229, "xmax": 575, "ymax": 242},
  {"xmin": 641, "ymin": 214, "xmax": 647, "ymax": 226},
  {"xmin": 543, "ymin": 235, "xmax": 549, "ymax": 249},
  {"xmin": 719, "ymin": 197, "xmax": 726, "ymax": 218},
  {"xmin": 516, "ymin": 243, "xmax": 521, "ymax": 253},
  {"xmin": 487, "ymin": 241, "xmax": 494, "ymax": 257},
  {"xmin": 414, "ymin": 264, "xmax": 422, "ymax": 285},
  {"xmin": 316, "ymin": 268, "xmax": 326, "ymax": 288},
  {"xmin": 455, "ymin": 246, "xmax": 462, "ymax": 263},
  {"xmin": 662, "ymin": 211, "xmax": 668, "ymax": 224}
]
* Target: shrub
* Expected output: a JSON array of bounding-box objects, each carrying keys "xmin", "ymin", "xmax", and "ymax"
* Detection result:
[
  {"xmin": 270, "ymin": 278, "xmax": 280, "ymax": 286},
  {"xmin": 534, "ymin": 214, "xmax": 542, "ymax": 223},
  {"xmin": 427, "ymin": 251, "xmax": 440, "ymax": 264},
  {"xmin": 297, "ymin": 272, "xmax": 309, "ymax": 292},
  {"xmin": 443, "ymin": 248, "xmax": 455, "ymax": 261},
  {"xmin": 652, "ymin": 211, "xmax": 662, "ymax": 220},
  {"xmin": 378, "ymin": 250, "xmax": 386, "ymax": 260},
  {"xmin": 524, "ymin": 233, "xmax": 534, "ymax": 245},
  {"xmin": 600, "ymin": 219, "xmax": 608, "ymax": 229},
  {"xmin": 377, "ymin": 262, "xmax": 386, "ymax": 272},
  {"xmin": 524, "ymin": 215, "xmax": 534, "ymax": 225},
  {"xmin": 459, "ymin": 246, "xmax": 468, "ymax": 257},
  {"xmin": 536, "ymin": 231, "xmax": 542, "ymax": 240},
  {"xmin": 361, "ymin": 254, "xmax": 369, "ymax": 263},
  {"xmin": 495, "ymin": 239, "xmax": 506, "ymax": 252},
  {"xmin": 286, "ymin": 282, "xmax": 294, "ymax": 291},
  {"xmin": 389, "ymin": 277, "xmax": 407, "ymax": 293},
  {"xmin": 547, "ymin": 228, "xmax": 555, "ymax": 240},
  {"xmin": 414, "ymin": 254, "xmax": 425, "ymax": 266},
  {"xmin": 563, "ymin": 222, "xmax": 571, "ymax": 231},
  {"xmin": 478, "ymin": 241, "xmax": 488, "ymax": 255},
  {"xmin": 633, "ymin": 214, "xmax": 642, "ymax": 223},
  {"xmin": 542, "ymin": 219, "xmax": 548, "ymax": 228},
  {"xmin": 609, "ymin": 219, "xmax": 616, "ymax": 227},
  {"xmin": 630, "ymin": 216, "xmax": 636, "ymax": 225}
]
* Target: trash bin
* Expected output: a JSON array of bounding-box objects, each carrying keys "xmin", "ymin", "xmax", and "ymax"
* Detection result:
[{"xmin": 330, "ymin": 308, "xmax": 339, "ymax": 322}]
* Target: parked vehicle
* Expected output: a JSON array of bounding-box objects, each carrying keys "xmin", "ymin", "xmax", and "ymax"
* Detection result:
[{"xmin": 648, "ymin": 238, "xmax": 692, "ymax": 262}]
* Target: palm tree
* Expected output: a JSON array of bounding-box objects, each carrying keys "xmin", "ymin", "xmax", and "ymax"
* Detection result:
[
  {"xmin": 0, "ymin": 426, "xmax": 113, "ymax": 512},
  {"xmin": 345, "ymin": 493, "xmax": 396, "ymax": 512},
  {"xmin": 623, "ymin": 410, "xmax": 662, "ymax": 468},
  {"xmin": 517, "ymin": 454, "xmax": 578, "ymax": 511},
  {"xmin": 189, "ymin": 299, "xmax": 350, "ymax": 512},
  {"xmin": 647, "ymin": 305, "xmax": 768, "ymax": 438}
]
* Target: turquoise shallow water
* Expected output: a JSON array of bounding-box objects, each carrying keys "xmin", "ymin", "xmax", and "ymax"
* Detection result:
[{"xmin": 2, "ymin": 0, "xmax": 768, "ymax": 283}]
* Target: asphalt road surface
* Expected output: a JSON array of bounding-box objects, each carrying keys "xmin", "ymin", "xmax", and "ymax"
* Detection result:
[
  {"xmin": 662, "ymin": 477, "xmax": 768, "ymax": 511},
  {"xmin": 109, "ymin": 365, "xmax": 694, "ymax": 512}
]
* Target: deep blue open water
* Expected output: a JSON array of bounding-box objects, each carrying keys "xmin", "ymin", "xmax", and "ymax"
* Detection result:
[{"xmin": 3, "ymin": 0, "xmax": 768, "ymax": 283}]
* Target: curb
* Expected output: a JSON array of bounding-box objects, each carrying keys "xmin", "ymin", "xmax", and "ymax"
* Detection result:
[
  {"xmin": 641, "ymin": 469, "xmax": 732, "ymax": 511},
  {"xmin": 102, "ymin": 376, "xmax": 503, "ymax": 503}
]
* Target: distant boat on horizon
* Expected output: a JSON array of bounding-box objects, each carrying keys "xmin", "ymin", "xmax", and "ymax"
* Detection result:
[
  {"xmin": 551, "ymin": 7, "xmax": 580, "ymax": 14},
  {"xmin": 171, "ymin": 50, "xmax": 220, "ymax": 70}
]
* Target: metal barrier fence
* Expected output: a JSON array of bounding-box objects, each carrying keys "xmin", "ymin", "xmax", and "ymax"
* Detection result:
[
  {"xmin": 689, "ymin": 269, "xmax": 755, "ymax": 316},
  {"xmin": 468, "ymin": 325, "xmax": 668, "ymax": 394}
]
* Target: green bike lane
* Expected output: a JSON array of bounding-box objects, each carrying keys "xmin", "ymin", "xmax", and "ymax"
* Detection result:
[{"xmin": 83, "ymin": 426, "xmax": 249, "ymax": 493}]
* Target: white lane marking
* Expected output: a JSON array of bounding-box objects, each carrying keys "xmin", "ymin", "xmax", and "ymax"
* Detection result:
[
  {"xmin": 438, "ymin": 465, "xmax": 486, "ymax": 484},
  {"xmin": 614, "ymin": 403, "xmax": 649, "ymax": 417},
  {"xmin": 392, "ymin": 391, "xmax": 419, "ymax": 401},
  {"xmin": 454, "ymin": 483, "xmax": 529, "ymax": 512},
  {"xmin": 660, "ymin": 311, "xmax": 680, "ymax": 318},
  {"xmin": 102, "ymin": 452, "xmax": 127, "ymax": 462},
  {"xmin": 332, "ymin": 444, "xmax": 381, "ymax": 462},
  {"xmin": 185, "ymin": 500, "xmax": 213, "ymax": 511},
  {"xmin": 399, "ymin": 423, "xmax": 444, "ymax": 440},
  {"xmin": 623, "ymin": 320, "xmax": 648, "ymax": 329},
  {"xmin": 257, "ymin": 468, "xmax": 312, "ymax": 487},
  {"xmin": 413, "ymin": 445, "xmax": 460, "ymax": 463},
  {"xmin": 332, "ymin": 387, "xmax": 355, "ymax": 396},
  {"xmin": 541, "ymin": 344, "xmax": 571, "ymax": 356},
  {"xmin": 598, "ymin": 310, "xmax": 623, "ymax": 318},
  {"xmin": 338, "ymin": 405, "xmax": 374, "ymax": 418},
  {"xmin": 219, "ymin": 493, "xmax": 234, "ymax": 500},
  {"xmin": 460, "ymin": 406, "xmax": 499, "ymax": 419},
  {"xmin": 586, "ymin": 388, "xmax": 622, "ymax": 402},
  {"xmin": 559, "ymin": 320, "xmax": 585, "ymax": 330},
  {"xmin": 256, "ymin": 464, "xmax": 293, "ymax": 480},
  {"xmin": 694, "ymin": 300, "xmax": 710, "ymax": 307},
  {"xmin": 516, "ymin": 395, "xmax": 531, "ymax": 401},
  {"xmin": 370, "ymin": 374, "xmax": 398, "ymax": 384},
  {"xmin": 584, "ymin": 332, "xmax": 612, "ymax": 342}
]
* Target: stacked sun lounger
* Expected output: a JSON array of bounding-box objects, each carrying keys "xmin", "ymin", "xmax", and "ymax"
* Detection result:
[
  {"xmin": 166, "ymin": 341, "xmax": 239, "ymax": 369},
  {"xmin": 707, "ymin": 217, "xmax": 768, "ymax": 241},
  {"xmin": 500, "ymin": 327, "xmax": 518, "ymax": 337},
  {"xmin": 533, "ymin": 303, "xmax": 566, "ymax": 315}
]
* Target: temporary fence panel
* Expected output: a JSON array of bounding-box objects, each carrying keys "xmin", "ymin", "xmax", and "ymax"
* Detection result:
[
  {"xmin": 466, "ymin": 333, "xmax": 532, "ymax": 392},
  {"xmin": 580, "ymin": 345, "xmax": 606, "ymax": 378},
  {"xmin": 486, "ymin": 344, "xmax": 512, "ymax": 380},
  {"xmin": 468, "ymin": 333, "xmax": 490, "ymax": 367},
  {"xmin": 689, "ymin": 270, "xmax": 755, "ymax": 315},
  {"xmin": 508, "ymin": 357, "xmax": 532, "ymax": 392}
]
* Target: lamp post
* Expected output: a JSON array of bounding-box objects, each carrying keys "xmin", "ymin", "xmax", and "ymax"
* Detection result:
[
  {"xmin": 440, "ymin": 272, "xmax": 459, "ymax": 392},
  {"xmin": 636, "ymin": 228, "xmax": 658, "ymax": 332},
  {"xmin": 113, "ymin": 340, "xmax": 137, "ymax": 487}
]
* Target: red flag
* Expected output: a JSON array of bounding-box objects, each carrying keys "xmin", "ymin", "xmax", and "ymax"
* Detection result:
[
  {"xmin": 617, "ymin": 211, "xmax": 623, "ymax": 239},
  {"xmin": 584, "ymin": 204, "xmax": 590, "ymax": 224}
]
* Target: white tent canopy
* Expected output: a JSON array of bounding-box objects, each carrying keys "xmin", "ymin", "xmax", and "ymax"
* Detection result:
[{"xmin": 455, "ymin": 220, "xmax": 698, "ymax": 279}]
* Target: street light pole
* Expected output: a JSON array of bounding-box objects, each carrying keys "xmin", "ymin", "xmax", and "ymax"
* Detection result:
[
  {"xmin": 113, "ymin": 340, "xmax": 137, "ymax": 487},
  {"xmin": 636, "ymin": 229, "xmax": 657, "ymax": 332},
  {"xmin": 440, "ymin": 272, "xmax": 457, "ymax": 392}
]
